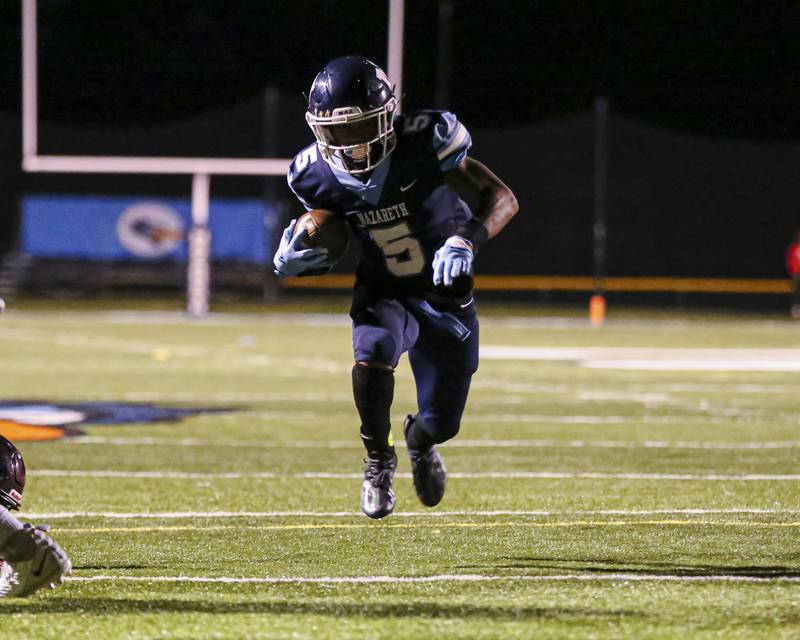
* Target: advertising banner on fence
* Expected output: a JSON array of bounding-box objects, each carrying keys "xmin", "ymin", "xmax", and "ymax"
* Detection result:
[{"xmin": 21, "ymin": 195, "xmax": 280, "ymax": 262}]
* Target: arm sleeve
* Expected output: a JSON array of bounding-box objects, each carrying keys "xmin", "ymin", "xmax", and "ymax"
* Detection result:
[{"xmin": 432, "ymin": 112, "xmax": 472, "ymax": 172}]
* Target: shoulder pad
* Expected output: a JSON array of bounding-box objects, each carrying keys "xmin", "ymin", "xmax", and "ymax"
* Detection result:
[
  {"xmin": 398, "ymin": 111, "xmax": 471, "ymax": 172},
  {"xmin": 287, "ymin": 144, "xmax": 321, "ymax": 210},
  {"xmin": 288, "ymin": 144, "xmax": 320, "ymax": 180}
]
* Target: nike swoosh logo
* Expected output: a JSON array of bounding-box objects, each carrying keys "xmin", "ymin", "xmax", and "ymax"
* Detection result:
[{"xmin": 400, "ymin": 179, "xmax": 417, "ymax": 192}]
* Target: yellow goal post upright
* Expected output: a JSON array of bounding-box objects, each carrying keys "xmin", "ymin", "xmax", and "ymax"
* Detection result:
[{"xmin": 20, "ymin": 0, "xmax": 406, "ymax": 317}]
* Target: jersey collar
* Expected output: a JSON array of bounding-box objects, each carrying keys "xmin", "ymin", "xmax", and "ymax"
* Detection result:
[{"xmin": 329, "ymin": 155, "xmax": 392, "ymax": 206}]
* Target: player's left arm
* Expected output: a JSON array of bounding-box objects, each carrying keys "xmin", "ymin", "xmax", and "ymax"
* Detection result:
[
  {"xmin": 444, "ymin": 157, "xmax": 519, "ymax": 244},
  {"xmin": 431, "ymin": 157, "xmax": 518, "ymax": 286}
]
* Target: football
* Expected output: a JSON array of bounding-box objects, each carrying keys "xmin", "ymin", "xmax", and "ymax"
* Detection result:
[{"xmin": 295, "ymin": 209, "xmax": 349, "ymax": 264}]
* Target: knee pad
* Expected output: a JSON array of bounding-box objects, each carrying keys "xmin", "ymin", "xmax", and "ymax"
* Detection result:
[{"xmin": 354, "ymin": 326, "xmax": 401, "ymax": 367}]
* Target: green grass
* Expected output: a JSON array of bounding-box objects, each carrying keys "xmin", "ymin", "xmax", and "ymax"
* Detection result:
[{"xmin": 1, "ymin": 299, "xmax": 799, "ymax": 638}]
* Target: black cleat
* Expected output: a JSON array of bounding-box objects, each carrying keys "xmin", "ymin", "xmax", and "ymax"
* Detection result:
[
  {"xmin": 360, "ymin": 450, "xmax": 397, "ymax": 519},
  {"xmin": 403, "ymin": 415, "xmax": 447, "ymax": 507}
]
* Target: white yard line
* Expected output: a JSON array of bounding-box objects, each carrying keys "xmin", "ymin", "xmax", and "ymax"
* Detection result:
[
  {"xmin": 120, "ymin": 382, "xmax": 799, "ymax": 403},
  {"xmin": 178, "ymin": 411, "xmax": 799, "ymax": 425},
  {"xmin": 582, "ymin": 359, "xmax": 800, "ymax": 372},
  {"xmin": 70, "ymin": 436, "xmax": 361, "ymax": 448},
  {"xmin": 639, "ymin": 383, "xmax": 800, "ymax": 394},
  {"xmin": 5, "ymin": 311, "xmax": 351, "ymax": 327},
  {"xmin": 33, "ymin": 469, "xmax": 800, "ymax": 481},
  {"xmin": 66, "ymin": 573, "xmax": 800, "ymax": 585},
  {"xmin": 67, "ymin": 435, "xmax": 800, "ymax": 451},
  {"xmin": 24, "ymin": 508, "xmax": 800, "ymax": 520},
  {"xmin": 122, "ymin": 391, "xmax": 356, "ymax": 403},
  {"xmin": 481, "ymin": 346, "xmax": 800, "ymax": 360},
  {"xmin": 449, "ymin": 439, "xmax": 800, "ymax": 450},
  {"xmin": 472, "ymin": 379, "xmax": 800, "ymax": 396},
  {"xmin": 100, "ymin": 311, "xmax": 351, "ymax": 327}
]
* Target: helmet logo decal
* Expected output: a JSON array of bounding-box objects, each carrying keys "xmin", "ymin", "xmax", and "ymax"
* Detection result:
[{"xmin": 374, "ymin": 67, "xmax": 391, "ymax": 87}]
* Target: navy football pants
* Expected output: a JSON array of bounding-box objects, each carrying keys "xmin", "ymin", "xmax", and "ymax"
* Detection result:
[{"xmin": 351, "ymin": 295, "xmax": 479, "ymax": 444}]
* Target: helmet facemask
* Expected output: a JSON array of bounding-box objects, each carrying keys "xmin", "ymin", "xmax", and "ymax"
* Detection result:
[{"xmin": 306, "ymin": 98, "xmax": 397, "ymax": 176}]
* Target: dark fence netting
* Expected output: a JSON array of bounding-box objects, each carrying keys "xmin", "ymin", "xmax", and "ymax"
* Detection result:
[
  {"xmin": 472, "ymin": 111, "xmax": 799, "ymax": 278},
  {"xmin": 1, "ymin": 95, "xmax": 798, "ymax": 280}
]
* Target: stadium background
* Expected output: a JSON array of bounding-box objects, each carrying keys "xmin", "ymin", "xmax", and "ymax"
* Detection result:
[{"xmin": 0, "ymin": 1, "xmax": 798, "ymax": 302}]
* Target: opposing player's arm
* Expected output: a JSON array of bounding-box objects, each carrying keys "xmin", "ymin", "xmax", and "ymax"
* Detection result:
[{"xmin": 443, "ymin": 157, "xmax": 519, "ymax": 244}]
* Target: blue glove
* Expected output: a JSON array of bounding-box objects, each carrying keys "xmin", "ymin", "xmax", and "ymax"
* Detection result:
[
  {"xmin": 432, "ymin": 236, "xmax": 474, "ymax": 287},
  {"xmin": 273, "ymin": 219, "xmax": 330, "ymax": 276}
]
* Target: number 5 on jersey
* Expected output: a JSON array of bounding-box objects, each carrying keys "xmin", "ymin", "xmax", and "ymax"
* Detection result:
[{"xmin": 370, "ymin": 222, "xmax": 425, "ymax": 277}]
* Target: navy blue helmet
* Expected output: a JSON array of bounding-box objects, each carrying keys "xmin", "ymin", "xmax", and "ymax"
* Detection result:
[
  {"xmin": 0, "ymin": 436, "xmax": 24, "ymax": 510},
  {"xmin": 305, "ymin": 55, "xmax": 398, "ymax": 175}
]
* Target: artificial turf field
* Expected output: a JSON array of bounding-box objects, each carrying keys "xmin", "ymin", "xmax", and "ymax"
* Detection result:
[{"xmin": 0, "ymin": 298, "xmax": 799, "ymax": 638}]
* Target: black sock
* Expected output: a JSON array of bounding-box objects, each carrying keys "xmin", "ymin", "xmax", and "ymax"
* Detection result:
[
  {"xmin": 405, "ymin": 414, "xmax": 436, "ymax": 451},
  {"xmin": 352, "ymin": 363, "xmax": 395, "ymax": 454}
]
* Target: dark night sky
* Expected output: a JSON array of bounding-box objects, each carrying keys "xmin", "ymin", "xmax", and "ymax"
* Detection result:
[{"xmin": 1, "ymin": 1, "xmax": 799, "ymax": 138}]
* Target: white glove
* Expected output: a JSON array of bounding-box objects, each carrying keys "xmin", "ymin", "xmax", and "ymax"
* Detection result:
[
  {"xmin": 273, "ymin": 220, "xmax": 330, "ymax": 276},
  {"xmin": 432, "ymin": 236, "xmax": 474, "ymax": 287}
]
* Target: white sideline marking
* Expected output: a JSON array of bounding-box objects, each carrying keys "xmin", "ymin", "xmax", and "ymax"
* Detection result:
[
  {"xmin": 10, "ymin": 310, "xmax": 793, "ymax": 331},
  {"xmin": 68, "ymin": 436, "xmax": 800, "ymax": 451},
  {"xmin": 67, "ymin": 573, "xmax": 800, "ymax": 585},
  {"xmin": 25, "ymin": 508, "xmax": 800, "ymax": 520},
  {"xmin": 481, "ymin": 346, "xmax": 800, "ymax": 371},
  {"xmin": 34, "ymin": 469, "xmax": 800, "ymax": 481}
]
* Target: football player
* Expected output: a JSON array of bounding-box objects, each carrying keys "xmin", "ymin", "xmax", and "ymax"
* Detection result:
[
  {"xmin": 274, "ymin": 55, "xmax": 518, "ymax": 518},
  {"xmin": 0, "ymin": 435, "xmax": 72, "ymax": 596}
]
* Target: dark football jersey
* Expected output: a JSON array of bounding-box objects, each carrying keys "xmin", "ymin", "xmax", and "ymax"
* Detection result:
[{"xmin": 287, "ymin": 110, "xmax": 475, "ymax": 300}]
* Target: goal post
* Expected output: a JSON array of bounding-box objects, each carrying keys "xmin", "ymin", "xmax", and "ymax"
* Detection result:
[{"xmin": 20, "ymin": 0, "xmax": 406, "ymax": 316}]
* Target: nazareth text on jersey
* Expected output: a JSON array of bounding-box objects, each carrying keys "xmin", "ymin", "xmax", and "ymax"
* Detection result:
[{"xmin": 287, "ymin": 110, "xmax": 474, "ymax": 299}]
